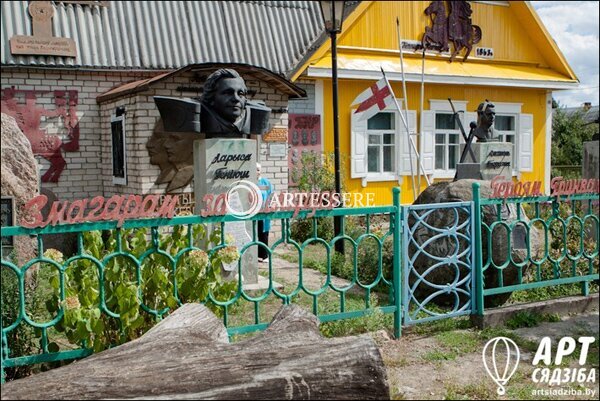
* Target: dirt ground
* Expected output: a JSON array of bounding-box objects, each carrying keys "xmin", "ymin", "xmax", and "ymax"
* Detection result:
[
  {"xmin": 266, "ymin": 248, "xmax": 599, "ymax": 400},
  {"xmin": 373, "ymin": 312, "xmax": 599, "ymax": 400}
]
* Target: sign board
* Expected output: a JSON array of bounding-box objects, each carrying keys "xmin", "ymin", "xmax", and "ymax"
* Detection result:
[
  {"xmin": 9, "ymin": 1, "xmax": 77, "ymax": 58},
  {"xmin": 263, "ymin": 127, "xmax": 288, "ymax": 143},
  {"xmin": 269, "ymin": 143, "xmax": 287, "ymax": 157},
  {"xmin": 1, "ymin": 197, "xmax": 15, "ymax": 248},
  {"xmin": 10, "ymin": 35, "xmax": 77, "ymax": 57}
]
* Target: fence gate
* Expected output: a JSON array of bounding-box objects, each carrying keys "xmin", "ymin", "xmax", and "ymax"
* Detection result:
[{"xmin": 402, "ymin": 201, "xmax": 475, "ymax": 325}]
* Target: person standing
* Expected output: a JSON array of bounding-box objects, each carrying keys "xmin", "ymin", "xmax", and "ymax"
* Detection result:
[{"xmin": 257, "ymin": 163, "xmax": 273, "ymax": 262}]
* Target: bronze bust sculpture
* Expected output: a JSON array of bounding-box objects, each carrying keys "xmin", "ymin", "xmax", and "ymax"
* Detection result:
[
  {"xmin": 473, "ymin": 101, "xmax": 496, "ymax": 142},
  {"xmin": 154, "ymin": 68, "xmax": 271, "ymax": 137},
  {"xmin": 199, "ymin": 69, "xmax": 251, "ymax": 136}
]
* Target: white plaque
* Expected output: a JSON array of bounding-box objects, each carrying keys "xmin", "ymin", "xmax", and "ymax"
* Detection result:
[{"xmin": 269, "ymin": 143, "xmax": 287, "ymax": 157}]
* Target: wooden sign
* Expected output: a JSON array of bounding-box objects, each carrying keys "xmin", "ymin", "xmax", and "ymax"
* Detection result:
[
  {"xmin": 263, "ymin": 127, "xmax": 288, "ymax": 143},
  {"xmin": 9, "ymin": 1, "xmax": 77, "ymax": 58}
]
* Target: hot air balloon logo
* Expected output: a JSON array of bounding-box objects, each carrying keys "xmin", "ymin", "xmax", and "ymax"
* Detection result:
[{"xmin": 482, "ymin": 337, "xmax": 521, "ymax": 395}]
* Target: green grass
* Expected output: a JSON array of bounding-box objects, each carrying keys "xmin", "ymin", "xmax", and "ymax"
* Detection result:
[
  {"xmin": 445, "ymin": 382, "xmax": 495, "ymax": 400},
  {"xmin": 421, "ymin": 349, "xmax": 457, "ymax": 361},
  {"xmin": 505, "ymin": 311, "xmax": 562, "ymax": 329},
  {"xmin": 435, "ymin": 330, "xmax": 480, "ymax": 354}
]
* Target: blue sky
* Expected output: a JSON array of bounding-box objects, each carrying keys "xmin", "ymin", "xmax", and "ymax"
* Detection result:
[{"xmin": 532, "ymin": 1, "xmax": 600, "ymax": 107}]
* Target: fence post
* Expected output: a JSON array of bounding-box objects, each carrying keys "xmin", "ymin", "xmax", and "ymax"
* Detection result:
[
  {"xmin": 472, "ymin": 182, "xmax": 484, "ymax": 316},
  {"xmin": 392, "ymin": 187, "xmax": 402, "ymax": 338}
]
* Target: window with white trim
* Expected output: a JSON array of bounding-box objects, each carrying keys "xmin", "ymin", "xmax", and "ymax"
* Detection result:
[
  {"xmin": 434, "ymin": 112, "xmax": 462, "ymax": 172},
  {"xmin": 494, "ymin": 114, "xmax": 517, "ymax": 169},
  {"xmin": 367, "ymin": 112, "xmax": 395, "ymax": 174}
]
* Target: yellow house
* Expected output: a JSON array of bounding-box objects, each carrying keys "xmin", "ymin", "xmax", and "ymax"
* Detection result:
[{"xmin": 292, "ymin": 1, "xmax": 578, "ymax": 205}]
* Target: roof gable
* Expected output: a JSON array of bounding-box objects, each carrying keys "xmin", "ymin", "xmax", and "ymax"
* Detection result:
[{"xmin": 296, "ymin": 1, "xmax": 577, "ymax": 83}]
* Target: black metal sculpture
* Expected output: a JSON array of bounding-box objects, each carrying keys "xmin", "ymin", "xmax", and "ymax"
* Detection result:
[
  {"xmin": 154, "ymin": 68, "xmax": 271, "ymax": 137},
  {"xmin": 473, "ymin": 100, "xmax": 496, "ymax": 142},
  {"xmin": 422, "ymin": 1, "xmax": 449, "ymax": 52},
  {"xmin": 448, "ymin": 1, "xmax": 482, "ymax": 62}
]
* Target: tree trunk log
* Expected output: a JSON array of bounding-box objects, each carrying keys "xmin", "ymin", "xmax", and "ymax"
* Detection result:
[{"xmin": 1, "ymin": 304, "xmax": 390, "ymax": 400}]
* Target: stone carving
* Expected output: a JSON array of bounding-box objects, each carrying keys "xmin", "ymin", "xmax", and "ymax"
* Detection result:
[
  {"xmin": 448, "ymin": 1, "xmax": 482, "ymax": 62},
  {"xmin": 1, "ymin": 113, "xmax": 38, "ymax": 265},
  {"xmin": 422, "ymin": 1, "xmax": 449, "ymax": 52},
  {"xmin": 409, "ymin": 179, "xmax": 543, "ymax": 307},
  {"xmin": 1, "ymin": 87, "xmax": 80, "ymax": 182},
  {"xmin": 147, "ymin": 120, "xmax": 194, "ymax": 193}
]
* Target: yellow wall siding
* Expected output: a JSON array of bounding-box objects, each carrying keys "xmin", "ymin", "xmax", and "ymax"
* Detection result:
[
  {"xmin": 320, "ymin": 79, "xmax": 548, "ymax": 205},
  {"xmin": 339, "ymin": 1, "xmax": 549, "ymax": 66}
]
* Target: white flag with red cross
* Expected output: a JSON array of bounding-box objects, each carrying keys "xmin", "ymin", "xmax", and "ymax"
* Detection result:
[{"xmin": 351, "ymin": 78, "xmax": 394, "ymax": 121}]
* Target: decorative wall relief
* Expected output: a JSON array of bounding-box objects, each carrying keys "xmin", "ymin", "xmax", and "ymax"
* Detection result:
[
  {"xmin": 288, "ymin": 114, "xmax": 321, "ymax": 187},
  {"xmin": 421, "ymin": 1, "xmax": 482, "ymax": 62},
  {"xmin": 1, "ymin": 87, "xmax": 80, "ymax": 182},
  {"xmin": 147, "ymin": 120, "xmax": 194, "ymax": 193}
]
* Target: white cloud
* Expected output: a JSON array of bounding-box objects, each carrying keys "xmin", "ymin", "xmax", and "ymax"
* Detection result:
[{"xmin": 532, "ymin": 1, "xmax": 600, "ymax": 107}]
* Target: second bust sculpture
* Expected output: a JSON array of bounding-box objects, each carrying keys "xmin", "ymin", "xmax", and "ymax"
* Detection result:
[{"xmin": 154, "ymin": 68, "xmax": 271, "ymax": 137}]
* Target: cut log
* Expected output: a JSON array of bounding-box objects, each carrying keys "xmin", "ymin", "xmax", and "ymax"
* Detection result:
[{"xmin": 1, "ymin": 304, "xmax": 390, "ymax": 400}]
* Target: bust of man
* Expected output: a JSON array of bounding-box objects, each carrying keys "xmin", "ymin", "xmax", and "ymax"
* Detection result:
[
  {"xmin": 473, "ymin": 101, "xmax": 496, "ymax": 142},
  {"xmin": 199, "ymin": 69, "xmax": 251, "ymax": 136},
  {"xmin": 154, "ymin": 68, "xmax": 271, "ymax": 137}
]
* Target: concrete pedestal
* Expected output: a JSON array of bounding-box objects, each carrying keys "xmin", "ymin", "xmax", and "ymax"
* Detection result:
[
  {"xmin": 457, "ymin": 141, "xmax": 513, "ymax": 180},
  {"xmin": 194, "ymin": 138, "xmax": 258, "ymax": 284}
]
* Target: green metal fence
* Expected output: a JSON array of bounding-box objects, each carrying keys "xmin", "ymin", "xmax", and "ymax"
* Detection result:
[
  {"xmin": 472, "ymin": 182, "xmax": 599, "ymax": 315},
  {"xmin": 2, "ymin": 185, "xmax": 599, "ymax": 382},
  {"xmin": 1, "ymin": 194, "xmax": 402, "ymax": 382}
]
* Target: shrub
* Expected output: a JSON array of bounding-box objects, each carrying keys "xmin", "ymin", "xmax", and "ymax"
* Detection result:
[
  {"xmin": 1, "ymin": 260, "xmax": 40, "ymax": 380},
  {"xmin": 290, "ymin": 151, "xmax": 342, "ymax": 244},
  {"xmin": 41, "ymin": 224, "xmax": 238, "ymax": 353}
]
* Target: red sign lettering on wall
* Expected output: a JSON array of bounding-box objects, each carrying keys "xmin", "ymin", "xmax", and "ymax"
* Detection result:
[{"xmin": 1, "ymin": 86, "xmax": 80, "ymax": 182}]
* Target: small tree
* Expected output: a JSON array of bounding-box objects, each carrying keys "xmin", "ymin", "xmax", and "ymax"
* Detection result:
[{"xmin": 551, "ymin": 106, "xmax": 597, "ymax": 167}]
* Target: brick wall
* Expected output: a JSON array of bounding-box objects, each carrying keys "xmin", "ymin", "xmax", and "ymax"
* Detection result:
[
  {"xmin": 288, "ymin": 81, "xmax": 315, "ymax": 115},
  {"xmin": 1, "ymin": 68, "xmax": 158, "ymax": 200},
  {"xmin": 2, "ymin": 67, "xmax": 292, "ymax": 238},
  {"xmin": 98, "ymin": 70, "xmax": 290, "ymax": 198}
]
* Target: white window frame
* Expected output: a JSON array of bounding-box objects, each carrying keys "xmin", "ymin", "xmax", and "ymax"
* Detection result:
[
  {"xmin": 433, "ymin": 112, "xmax": 463, "ymax": 178},
  {"xmin": 366, "ymin": 111, "xmax": 397, "ymax": 182},
  {"xmin": 428, "ymin": 100, "xmax": 467, "ymax": 179},
  {"xmin": 493, "ymin": 102, "xmax": 523, "ymax": 176},
  {"xmin": 111, "ymin": 113, "xmax": 127, "ymax": 185},
  {"xmin": 494, "ymin": 113, "xmax": 518, "ymax": 174}
]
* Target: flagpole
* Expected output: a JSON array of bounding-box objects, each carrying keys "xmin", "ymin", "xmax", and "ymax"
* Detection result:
[
  {"xmin": 381, "ymin": 68, "xmax": 431, "ymax": 192},
  {"xmin": 395, "ymin": 18, "xmax": 417, "ymax": 200},
  {"xmin": 418, "ymin": 48, "xmax": 426, "ymax": 193}
]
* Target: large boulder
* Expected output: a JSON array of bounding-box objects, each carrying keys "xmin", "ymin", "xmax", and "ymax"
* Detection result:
[
  {"xmin": 409, "ymin": 179, "xmax": 543, "ymax": 308},
  {"xmin": 1, "ymin": 113, "xmax": 39, "ymax": 266}
]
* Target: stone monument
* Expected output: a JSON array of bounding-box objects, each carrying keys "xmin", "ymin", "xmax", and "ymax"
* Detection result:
[
  {"xmin": 154, "ymin": 69, "xmax": 271, "ymax": 285},
  {"xmin": 455, "ymin": 101, "xmax": 513, "ymax": 180},
  {"xmin": 1, "ymin": 113, "xmax": 39, "ymax": 266}
]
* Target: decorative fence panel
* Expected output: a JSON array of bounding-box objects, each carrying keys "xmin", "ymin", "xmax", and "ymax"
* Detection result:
[
  {"xmin": 472, "ymin": 182, "xmax": 599, "ymax": 314},
  {"xmin": 402, "ymin": 201, "xmax": 475, "ymax": 325}
]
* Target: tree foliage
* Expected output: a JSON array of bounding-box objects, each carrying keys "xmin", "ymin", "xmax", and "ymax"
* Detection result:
[{"xmin": 551, "ymin": 106, "xmax": 597, "ymax": 166}]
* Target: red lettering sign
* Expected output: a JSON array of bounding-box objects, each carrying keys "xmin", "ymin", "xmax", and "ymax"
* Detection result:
[{"xmin": 19, "ymin": 194, "xmax": 180, "ymax": 228}]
